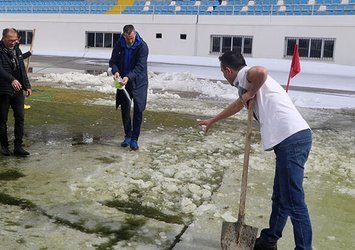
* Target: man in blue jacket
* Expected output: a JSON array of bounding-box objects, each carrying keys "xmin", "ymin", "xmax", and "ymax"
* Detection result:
[
  {"xmin": 109, "ymin": 25, "xmax": 149, "ymax": 150},
  {"xmin": 0, "ymin": 28, "xmax": 32, "ymax": 156}
]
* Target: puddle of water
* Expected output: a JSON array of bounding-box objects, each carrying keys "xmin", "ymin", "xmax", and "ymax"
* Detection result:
[
  {"xmin": 103, "ymin": 199, "xmax": 185, "ymax": 225},
  {"xmin": 0, "ymin": 170, "xmax": 25, "ymax": 181}
]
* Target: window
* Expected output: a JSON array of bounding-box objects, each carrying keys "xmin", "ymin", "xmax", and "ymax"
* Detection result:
[
  {"xmin": 156, "ymin": 33, "xmax": 162, "ymax": 39},
  {"xmin": 310, "ymin": 39, "xmax": 322, "ymax": 58},
  {"xmin": 212, "ymin": 36, "xmax": 221, "ymax": 53},
  {"xmin": 17, "ymin": 30, "xmax": 33, "ymax": 45},
  {"xmin": 210, "ymin": 35, "xmax": 253, "ymax": 55},
  {"xmin": 96, "ymin": 33, "xmax": 103, "ymax": 48},
  {"xmin": 180, "ymin": 34, "xmax": 187, "ymax": 40},
  {"xmin": 285, "ymin": 37, "xmax": 335, "ymax": 60},
  {"xmin": 222, "ymin": 37, "xmax": 232, "ymax": 53},
  {"xmin": 323, "ymin": 40, "xmax": 334, "ymax": 58},
  {"xmin": 286, "ymin": 39, "xmax": 297, "ymax": 56},
  {"xmin": 104, "ymin": 33, "xmax": 113, "ymax": 48},
  {"xmin": 232, "ymin": 37, "xmax": 242, "ymax": 53},
  {"xmin": 86, "ymin": 32, "xmax": 120, "ymax": 48},
  {"xmin": 243, "ymin": 37, "xmax": 253, "ymax": 54},
  {"xmin": 298, "ymin": 39, "xmax": 310, "ymax": 57}
]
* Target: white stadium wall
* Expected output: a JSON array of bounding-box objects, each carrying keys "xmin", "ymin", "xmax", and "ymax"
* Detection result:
[{"xmin": 1, "ymin": 14, "xmax": 355, "ymax": 66}]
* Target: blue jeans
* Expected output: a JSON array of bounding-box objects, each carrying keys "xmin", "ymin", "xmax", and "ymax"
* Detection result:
[{"xmin": 260, "ymin": 129, "xmax": 312, "ymax": 250}]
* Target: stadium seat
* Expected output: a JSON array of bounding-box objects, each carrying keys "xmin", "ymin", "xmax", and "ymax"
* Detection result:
[{"xmin": 0, "ymin": 0, "xmax": 353, "ymax": 15}]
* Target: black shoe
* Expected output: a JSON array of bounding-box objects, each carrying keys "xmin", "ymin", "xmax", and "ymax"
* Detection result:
[
  {"xmin": 254, "ymin": 237, "xmax": 277, "ymax": 250},
  {"xmin": 13, "ymin": 147, "xmax": 30, "ymax": 156},
  {"xmin": 1, "ymin": 146, "xmax": 11, "ymax": 156}
]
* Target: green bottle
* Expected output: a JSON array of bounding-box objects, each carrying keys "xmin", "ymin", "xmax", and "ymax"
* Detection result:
[{"xmin": 114, "ymin": 79, "xmax": 124, "ymax": 89}]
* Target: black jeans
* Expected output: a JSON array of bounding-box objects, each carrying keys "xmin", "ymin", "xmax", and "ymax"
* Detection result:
[
  {"xmin": 0, "ymin": 92, "xmax": 25, "ymax": 148},
  {"xmin": 119, "ymin": 89, "xmax": 143, "ymax": 141}
]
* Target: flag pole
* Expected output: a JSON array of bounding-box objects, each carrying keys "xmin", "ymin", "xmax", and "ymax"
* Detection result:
[
  {"xmin": 286, "ymin": 68, "xmax": 292, "ymax": 93},
  {"xmin": 25, "ymin": 28, "xmax": 36, "ymax": 73}
]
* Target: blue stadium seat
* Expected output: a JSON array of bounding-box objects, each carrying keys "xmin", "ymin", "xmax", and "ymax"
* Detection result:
[{"xmin": 0, "ymin": 0, "xmax": 353, "ymax": 15}]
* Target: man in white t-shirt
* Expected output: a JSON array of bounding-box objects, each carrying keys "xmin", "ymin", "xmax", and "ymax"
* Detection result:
[{"xmin": 198, "ymin": 51, "xmax": 312, "ymax": 250}]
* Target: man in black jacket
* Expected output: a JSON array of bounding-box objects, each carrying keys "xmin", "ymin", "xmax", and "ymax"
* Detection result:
[{"xmin": 0, "ymin": 28, "xmax": 32, "ymax": 156}]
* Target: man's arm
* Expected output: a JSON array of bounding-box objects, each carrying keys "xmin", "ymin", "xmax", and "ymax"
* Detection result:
[
  {"xmin": 109, "ymin": 42, "xmax": 121, "ymax": 75},
  {"xmin": 242, "ymin": 66, "xmax": 268, "ymax": 103},
  {"xmin": 22, "ymin": 51, "xmax": 32, "ymax": 60},
  {"xmin": 198, "ymin": 98, "xmax": 244, "ymax": 134},
  {"xmin": 0, "ymin": 65, "xmax": 21, "ymax": 91},
  {"xmin": 0, "ymin": 63, "xmax": 16, "ymax": 83}
]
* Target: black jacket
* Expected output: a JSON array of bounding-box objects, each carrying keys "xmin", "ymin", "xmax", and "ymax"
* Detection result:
[{"xmin": 0, "ymin": 41, "xmax": 31, "ymax": 96}]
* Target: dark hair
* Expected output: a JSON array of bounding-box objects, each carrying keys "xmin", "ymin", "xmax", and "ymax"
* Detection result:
[
  {"xmin": 2, "ymin": 28, "xmax": 18, "ymax": 37},
  {"xmin": 219, "ymin": 51, "xmax": 247, "ymax": 70},
  {"xmin": 123, "ymin": 25, "xmax": 135, "ymax": 35}
]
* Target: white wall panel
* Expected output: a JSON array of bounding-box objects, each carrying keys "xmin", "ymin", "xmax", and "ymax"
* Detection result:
[{"xmin": 1, "ymin": 14, "xmax": 354, "ymax": 65}]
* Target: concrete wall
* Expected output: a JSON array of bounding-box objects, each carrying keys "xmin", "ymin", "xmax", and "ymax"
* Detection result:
[{"xmin": 1, "ymin": 14, "xmax": 354, "ymax": 66}]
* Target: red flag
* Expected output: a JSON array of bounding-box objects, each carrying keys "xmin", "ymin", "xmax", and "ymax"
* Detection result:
[{"xmin": 286, "ymin": 44, "xmax": 300, "ymax": 92}]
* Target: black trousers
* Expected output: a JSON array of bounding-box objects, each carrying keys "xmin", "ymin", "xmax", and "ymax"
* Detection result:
[
  {"xmin": 0, "ymin": 92, "xmax": 25, "ymax": 148},
  {"xmin": 120, "ymin": 92, "xmax": 143, "ymax": 141}
]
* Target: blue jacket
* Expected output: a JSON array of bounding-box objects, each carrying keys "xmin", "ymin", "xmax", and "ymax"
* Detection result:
[{"xmin": 109, "ymin": 32, "xmax": 149, "ymax": 111}]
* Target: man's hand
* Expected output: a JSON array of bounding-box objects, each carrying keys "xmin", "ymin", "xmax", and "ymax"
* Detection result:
[
  {"xmin": 121, "ymin": 76, "xmax": 129, "ymax": 85},
  {"xmin": 113, "ymin": 72, "xmax": 121, "ymax": 81},
  {"xmin": 241, "ymin": 92, "xmax": 255, "ymax": 108},
  {"xmin": 197, "ymin": 118, "xmax": 215, "ymax": 135},
  {"xmin": 25, "ymin": 89, "xmax": 32, "ymax": 97},
  {"xmin": 113, "ymin": 73, "xmax": 128, "ymax": 86},
  {"xmin": 11, "ymin": 80, "xmax": 22, "ymax": 91}
]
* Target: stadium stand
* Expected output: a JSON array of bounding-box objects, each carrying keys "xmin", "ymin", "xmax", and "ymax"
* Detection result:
[
  {"xmin": 0, "ymin": 0, "xmax": 353, "ymax": 15},
  {"xmin": 0, "ymin": 0, "xmax": 117, "ymax": 14},
  {"xmin": 120, "ymin": 0, "xmax": 355, "ymax": 15}
]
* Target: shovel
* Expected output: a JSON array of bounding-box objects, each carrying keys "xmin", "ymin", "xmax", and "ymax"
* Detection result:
[
  {"xmin": 221, "ymin": 99, "xmax": 258, "ymax": 250},
  {"xmin": 114, "ymin": 79, "xmax": 133, "ymax": 106}
]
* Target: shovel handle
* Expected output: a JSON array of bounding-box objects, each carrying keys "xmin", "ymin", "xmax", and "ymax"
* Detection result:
[
  {"xmin": 25, "ymin": 28, "xmax": 36, "ymax": 73},
  {"xmin": 122, "ymin": 88, "xmax": 132, "ymax": 104},
  {"xmin": 237, "ymin": 98, "xmax": 255, "ymax": 224}
]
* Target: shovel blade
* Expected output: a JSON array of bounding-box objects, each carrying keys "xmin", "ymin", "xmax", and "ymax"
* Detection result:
[{"xmin": 221, "ymin": 221, "xmax": 258, "ymax": 250}]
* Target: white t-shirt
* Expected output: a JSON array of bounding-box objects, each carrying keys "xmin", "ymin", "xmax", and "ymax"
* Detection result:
[{"xmin": 235, "ymin": 67, "xmax": 310, "ymax": 151}]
